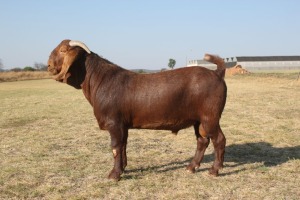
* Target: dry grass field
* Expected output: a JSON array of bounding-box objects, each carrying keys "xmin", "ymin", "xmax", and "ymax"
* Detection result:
[
  {"xmin": 0, "ymin": 71, "xmax": 51, "ymax": 82},
  {"xmin": 0, "ymin": 73, "xmax": 299, "ymax": 199}
]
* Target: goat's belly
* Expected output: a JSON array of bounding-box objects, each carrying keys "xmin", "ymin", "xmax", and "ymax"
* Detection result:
[{"xmin": 131, "ymin": 119, "xmax": 195, "ymax": 132}]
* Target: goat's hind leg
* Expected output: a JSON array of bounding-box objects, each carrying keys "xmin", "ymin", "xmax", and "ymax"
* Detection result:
[
  {"xmin": 186, "ymin": 123, "xmax": 210, "ymax": 173},
  {"xmin": 209, "ymin": 125, "xmax": 226, "ymax": 176}
]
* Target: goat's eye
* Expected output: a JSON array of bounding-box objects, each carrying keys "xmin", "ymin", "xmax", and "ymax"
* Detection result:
[{"xmin": 60, "ymin": 46, "xmax": 68, "ymax": 53}]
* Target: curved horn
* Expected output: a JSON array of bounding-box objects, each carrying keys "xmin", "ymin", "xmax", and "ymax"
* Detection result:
[{"xmin": 69, "ymin": 40, "xmax": 91, "ymax": 54}]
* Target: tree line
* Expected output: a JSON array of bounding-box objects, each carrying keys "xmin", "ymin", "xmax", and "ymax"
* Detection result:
[
  {"xmin": 0, "ymin": 59, "xmax": 47, "ymax": 72},
  {"xmin": 0, "ymin": 58, "xmax": 176, "ymax": 72}
]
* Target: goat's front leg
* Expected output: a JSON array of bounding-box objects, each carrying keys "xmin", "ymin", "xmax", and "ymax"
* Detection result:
[
  {"xmin": 107, "ymin": 126, "xmax": 127, "ymax": 181},
  {"xmin": 122, "ymin": 129, "xmax": 128, "ymax": 171}
]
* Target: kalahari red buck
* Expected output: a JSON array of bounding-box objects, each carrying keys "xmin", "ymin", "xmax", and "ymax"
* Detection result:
[{"xmin": 48, "ymin": 39, "xmax": 227, "ymax": 181}]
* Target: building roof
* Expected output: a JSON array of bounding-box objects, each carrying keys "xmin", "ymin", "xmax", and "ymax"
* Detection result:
[
  {"xmin": 188, "ymin": 60, "xmax": 212, "ymax": 64},
  {"xmin": 236, "ymin": 56, "xmax": 300, "ymax": 62}
]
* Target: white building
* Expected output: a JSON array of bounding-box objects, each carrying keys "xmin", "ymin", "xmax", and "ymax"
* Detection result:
[{"xmin": 188, "ymin": 56, "xmax": 300, "ymax": 71}]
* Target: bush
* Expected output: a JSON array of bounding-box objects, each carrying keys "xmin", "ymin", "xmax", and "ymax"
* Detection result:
[
  {"xmin": 10, "ymin": 68, "xmax": 22, "ymax": 72},
  {"xmin": 23, "ymin": 66, "xmax": 36, "ymax": 71}
]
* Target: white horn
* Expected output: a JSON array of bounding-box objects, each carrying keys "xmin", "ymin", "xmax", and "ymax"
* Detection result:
[{"xmin": 69, "ymin": 40, "xmax": 91, "ymax": 54}]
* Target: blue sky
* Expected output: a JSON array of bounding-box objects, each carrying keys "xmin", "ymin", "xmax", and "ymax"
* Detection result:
[{"xmin": 0, "ymin": 0, "xmax": 299, "ymax": 70}]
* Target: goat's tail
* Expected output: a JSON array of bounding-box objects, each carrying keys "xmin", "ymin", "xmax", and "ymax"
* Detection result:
[{"xmin": 204, "ymin": 54, "xmax": 225, "ymax": 79}]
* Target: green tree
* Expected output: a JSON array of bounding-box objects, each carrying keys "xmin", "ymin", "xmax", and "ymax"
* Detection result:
[
  {"xmin": 0, "ymin": 58, "xmax": 3, "ymax": 71},
  {"xmin": 138, "ymin": 69, "xmax": 145, "ymax": 74},
  {"xmin": 23, "ymin": 66, "xmax": 36, "ymax": 71},
  {"xmin": 168, "ymin": 59, "xmax": 176, "ymax": 70}
]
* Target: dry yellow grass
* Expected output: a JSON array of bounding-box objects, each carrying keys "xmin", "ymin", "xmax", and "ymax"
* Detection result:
[
  {"xmin": 0, "ymin": 73, "xmax": 299, "ymax": 199},
  {"xmin": 0, "ymin": 71, "xmax": 52, "ymax": 82}
]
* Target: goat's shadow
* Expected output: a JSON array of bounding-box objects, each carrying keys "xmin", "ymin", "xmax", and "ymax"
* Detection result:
[{"xmin": 123, "ymin": 142, "xmax": 300, "ymax": 179}]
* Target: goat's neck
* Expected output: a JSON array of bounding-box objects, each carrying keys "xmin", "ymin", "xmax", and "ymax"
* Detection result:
[{"xmin": 81, "ymin": 53, "xmax": 125, "ymax": 106}]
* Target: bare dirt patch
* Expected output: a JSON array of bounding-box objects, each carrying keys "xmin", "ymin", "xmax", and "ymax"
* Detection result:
[{"xmin": 226, "ymin": 65, "xmax": 250, "ymax": 76}]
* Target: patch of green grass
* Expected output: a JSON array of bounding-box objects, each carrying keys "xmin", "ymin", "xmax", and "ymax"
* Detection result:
[{"xmin": 0, "ymin": 76, "xmax": 299, "ymax": 199}]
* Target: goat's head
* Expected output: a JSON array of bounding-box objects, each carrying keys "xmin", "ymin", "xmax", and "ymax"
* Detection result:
[{"xmin": 47, "ymin": 39, "xmax": 91, "ymax": 83}]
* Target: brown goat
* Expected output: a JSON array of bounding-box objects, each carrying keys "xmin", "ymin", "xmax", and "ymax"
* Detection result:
[{"xmin": 47, "ymin": 39, "xmax": 227, "ymax": 181}]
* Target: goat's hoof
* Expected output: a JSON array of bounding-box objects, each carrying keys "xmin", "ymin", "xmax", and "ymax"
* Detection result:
[
  {"xmin": 108, "ymin": 170, "xmax": 121, "ymax": 181},
  {"xmin": 122, "ymin": 165, "xmax": 127, "ymax": 173},
  {"xmin": 186, "ymin": 165, "xmax": 196, "ymax": 173},
  {"xmin": 209, "ymin": 168, "xmax": 219, "ymax": 176}
]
